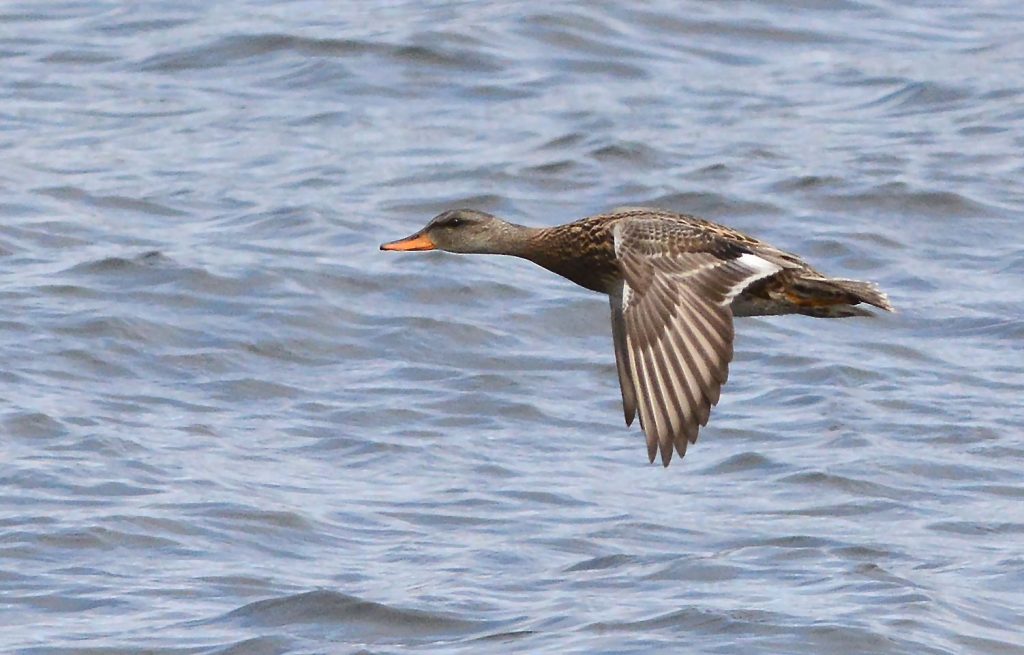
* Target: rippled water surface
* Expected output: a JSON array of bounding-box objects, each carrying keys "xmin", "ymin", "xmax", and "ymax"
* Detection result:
[{"xmin": 2, "ymin": 1, "xmax": 1023, "ymax": 653}]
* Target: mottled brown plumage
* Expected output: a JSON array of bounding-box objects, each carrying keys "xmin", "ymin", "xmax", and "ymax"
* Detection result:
[{"xmin": 381, "ymin": 207, "xmax": 894, "ymax": 466}]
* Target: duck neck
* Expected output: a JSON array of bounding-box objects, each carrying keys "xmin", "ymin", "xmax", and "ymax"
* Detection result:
[{"xmin": 483, "ymin": 222, "xmax": 543, "ymax": 258}]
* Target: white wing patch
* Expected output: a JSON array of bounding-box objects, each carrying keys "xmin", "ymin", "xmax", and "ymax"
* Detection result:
[
  {"xmin": 621, "ymin": 280, "xmax": 634, "ymax": 311},
  {"xmin": 612, "ymin": 222, "xmax": 625, "ymax": 258},
  {"xmin": 721, "ymin": 253, "xmax": 781, "ymax": 305}
]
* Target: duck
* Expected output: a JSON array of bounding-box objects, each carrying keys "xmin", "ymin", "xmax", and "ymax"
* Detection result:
[{"xmin": 380, "ymin": 207, "xmax": 894, "ymax": 466}]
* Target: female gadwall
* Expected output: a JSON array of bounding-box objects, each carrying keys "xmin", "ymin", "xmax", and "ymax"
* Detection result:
[{"xmin": 382, "ymin": 207, "xmax": 893, "ymax": 466}]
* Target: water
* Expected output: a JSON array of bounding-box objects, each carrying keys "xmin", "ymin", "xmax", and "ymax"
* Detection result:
[{"xmin": 2, "ymin": 1, "xmax": 1023, "ymax": 653}]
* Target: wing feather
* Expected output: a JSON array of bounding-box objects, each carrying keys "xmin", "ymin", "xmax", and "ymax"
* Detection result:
[
  {"xmin": 608, "ymin": 290, "xmax": 637, "ymax": 427},
  {"xmin": 611, "ymin": 219, "xmax": 781, "ymax": 465}
]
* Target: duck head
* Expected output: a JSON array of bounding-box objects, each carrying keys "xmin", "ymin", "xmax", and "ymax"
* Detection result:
[{"xmin": 380, "ymin": 209, "xmax": 530, "ymax": 255}]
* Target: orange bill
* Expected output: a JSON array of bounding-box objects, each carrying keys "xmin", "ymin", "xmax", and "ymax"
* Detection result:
[{"xmin": 379, "ymin": 232, "xmax": 436, "ymax": 251}]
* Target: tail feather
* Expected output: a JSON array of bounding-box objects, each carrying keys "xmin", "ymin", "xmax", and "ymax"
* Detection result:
[
  {"xmin": 783, "ymin": 276, "xmax": 895, "ymax": 316},
  {"xmin": 829, "ymin": 278, "xmax": 895, "ymax": 312}
]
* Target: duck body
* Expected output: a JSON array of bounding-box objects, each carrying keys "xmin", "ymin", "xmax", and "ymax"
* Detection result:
[
  {"xmin": 523, "ymin": 209, "xmax": 886, "ymax": 317},
  {"xmin": 381, "ymin": 207, "xmax": 893, "ymax": 466}
]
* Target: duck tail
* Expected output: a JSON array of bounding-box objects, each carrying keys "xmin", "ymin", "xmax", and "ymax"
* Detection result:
[
  {"xmin": 829, "ymin": 278, "xmax": 895, "ymax": 312},
  {"xmin": 783, "ymin": 277, "xmax": 895, "ymax": 317}
]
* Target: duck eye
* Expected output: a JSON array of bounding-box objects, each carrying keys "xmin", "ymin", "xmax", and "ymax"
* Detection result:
[{"xmin": 446, "ymin": 217, "xmax": 463, "ymax": 228}]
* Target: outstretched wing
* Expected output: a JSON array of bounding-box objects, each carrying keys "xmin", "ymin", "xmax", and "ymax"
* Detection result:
[{"xmin": 610, "ymin": 219, "xmax": 781, "ymax": 466}]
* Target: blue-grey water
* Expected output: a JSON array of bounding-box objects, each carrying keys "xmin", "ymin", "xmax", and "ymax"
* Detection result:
[{"xmin": 2, "ymin": 1, "xmax": 1023, "ymax": 653}]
